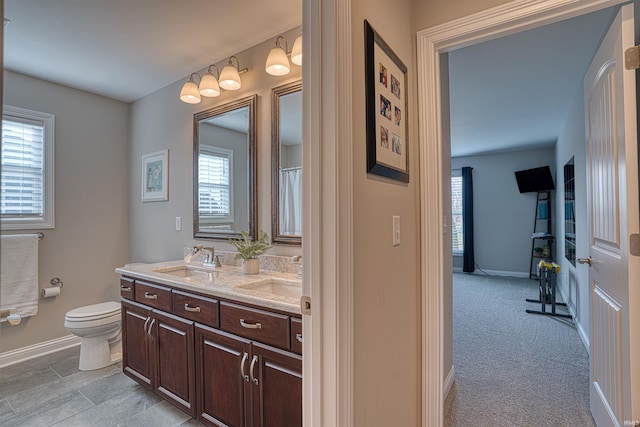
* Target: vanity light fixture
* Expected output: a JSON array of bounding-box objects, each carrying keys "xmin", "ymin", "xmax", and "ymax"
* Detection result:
[
  {"xmin": 290, "ymin": 34, "xmax": 302, "ymax": 66},
  {"xmin": 199, "ymin": 65, "xmax": 221, "ymax": 97},
  {"xmin": 219, "ymin": 56, "xmax": 244, "ymax": 90},
  {"xmin": 265, "ymin": 36, "xmax": 290, "ymax": 76},
  {"xmin": 179, "ymin": 73, "xmax": 201, "ymax": 104}
]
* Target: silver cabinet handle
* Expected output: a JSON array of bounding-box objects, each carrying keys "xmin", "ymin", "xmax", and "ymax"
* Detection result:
[
  {"xmin": 144, "ymin": 292, "xmax": 158, "ymax": 300},
  {"xmin": 143, "ymin": 317, "xmax": 151, "ymax": 334},
  {"xmin": 296, "ymin": 333, "xmax": 303, "ymax": 343},
  {"xmin": 240, "ymin": 352, "xmax": 249, "ymax": 382},
  {"xmin": 240, "ymin": 319, "xmax": 262, "ymax": 329},
  {"xmin": 249, "ymin": 355, "xmax": 259, "ymax": 385},
  {"xmin": 120, "ymin": 286, "xmax": 131, "ymax": 291},
  {"xmin": 147, "ymin": 319, "xmax": 155, "ymax": 336},
  {"xmin": 184, "ymin": 304, "xmax": 201, "ymax": 313},
  {"xmin": 577, "ymin": 256, "xmax": 593, "ymax": 266}
]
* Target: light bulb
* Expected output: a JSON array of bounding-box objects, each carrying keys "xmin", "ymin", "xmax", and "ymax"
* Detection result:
[{"xmin": 266, "ymin": 45, "xmax": 290, "ymax": 76}]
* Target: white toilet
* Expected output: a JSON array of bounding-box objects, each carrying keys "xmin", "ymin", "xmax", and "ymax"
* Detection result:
[{"xmin": 64, "ymin": 301, "xmax": 122, "ymax": 371}]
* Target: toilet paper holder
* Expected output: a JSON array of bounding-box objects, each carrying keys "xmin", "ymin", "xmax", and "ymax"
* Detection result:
[{"xmin": 50, "ymin": 277, "xmax": 63, "ymax": 288}]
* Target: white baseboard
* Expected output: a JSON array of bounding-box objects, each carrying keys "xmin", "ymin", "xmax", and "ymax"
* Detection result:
[
  {"xmin": 556, "ymin": 285, "xmax": 590, "ymax": 354},
  {"xmin": 453, "ymin": 267, "xmax": 529, "ymax": 279},
  {"xmin": 443, "ymin": 365, "xmax": 456, "ymax": 399},
  {"xmin": 0, "ymin": 335, "xmax": 81, "ymax": 368}
]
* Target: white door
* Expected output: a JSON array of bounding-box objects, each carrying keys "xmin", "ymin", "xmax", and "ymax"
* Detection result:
[{"xmin": 583, "ymin": 4, "xmax": 638, "ymax": 426}]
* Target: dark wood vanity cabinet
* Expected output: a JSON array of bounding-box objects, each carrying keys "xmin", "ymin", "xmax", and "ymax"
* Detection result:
[
  {"xmin": 121, "ymin": 298, "xmax": 196, "ymax": 416},
  {"xmin": 120, "ymin": 276, "xmax": 302, "ymax": 427}
]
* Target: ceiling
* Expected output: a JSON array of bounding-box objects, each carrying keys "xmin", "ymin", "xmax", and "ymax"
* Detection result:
[
  {"xmin": 3, "ymin": 0, "xmax": 302, "ymax": 103},
  {"xmin": 3, "ymin": 2, "xmax": 616, "ymax": 157},
  {"xmin": 448, "ymin": 6, "xmax": 616, "ymax": 157}
]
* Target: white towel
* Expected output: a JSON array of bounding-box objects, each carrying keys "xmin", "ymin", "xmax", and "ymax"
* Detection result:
[{"xmin": 1, "ymin": 234, "xmax": 39, "ymax": 320}]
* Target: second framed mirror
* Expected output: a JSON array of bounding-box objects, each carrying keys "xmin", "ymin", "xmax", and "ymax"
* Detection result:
[{"xmin": 271, "ymin": 81, "xmax": 302, "ymax": 245}]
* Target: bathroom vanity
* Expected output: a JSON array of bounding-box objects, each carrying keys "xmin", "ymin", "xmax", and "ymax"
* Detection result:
[{"xmin": 116, "ymin": 261, "xmax": 302, "ymax": 427}]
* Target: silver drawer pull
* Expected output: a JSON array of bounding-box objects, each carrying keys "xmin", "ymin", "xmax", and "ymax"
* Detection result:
[
  {"xmin": 240, "ymin": 319, "xmax": 262, "ymax": 329},
  {"xmin": 296, "ymin": 333, "xmax": 303, "ymax": 343},
  {"xmin": 144, "ymin": 292, "xmax": 158, "ymax": 300},
  {"xmin": 120, "ymin": 286, "xmax": 131, "ymax": 291},
  {"xmin": 184, "ymin": 304, "xmax": 201, "ymax": 313},
  {"xmin": 250, "ymin": 355, "xmax": 259, "ymax": 385}
]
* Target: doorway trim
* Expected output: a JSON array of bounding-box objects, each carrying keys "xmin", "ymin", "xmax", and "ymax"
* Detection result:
[{"xmin": 416, "ymin": 0, "xmax": 628, "ymax": 425}]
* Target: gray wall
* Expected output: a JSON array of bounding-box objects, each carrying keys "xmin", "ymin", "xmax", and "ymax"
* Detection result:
[
  {"xmin": 1, "ymin": 71, "xmax": 130, "ymax": 353},
  {"xmin": 452, "ymin": 147, "xmax": 556, "ymax": 276},
  {"xmin": 555, "ymin": 87, "xmax": 590, "ymax": 348},
  {"xmin": 128, "ymin": 26, "xmax": 302, "ymax": 263}
]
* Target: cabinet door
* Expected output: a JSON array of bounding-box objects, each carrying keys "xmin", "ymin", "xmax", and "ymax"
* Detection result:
[
  {"xmin": 196, "ymin": 324, "xmax": 252, "ymax": 427},
  {"xmin": 153, "ymin": 310, "xmax": 196, "ymax": 417},
  {"xmin": 251, "ymin": 342, "xmax": 302, "ymax": 427},
  {"xmin": 121, "ymin": 299, "xmax": 154, "ymax": 390}
]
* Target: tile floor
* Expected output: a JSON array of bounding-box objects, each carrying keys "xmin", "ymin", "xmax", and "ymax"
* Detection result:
[{"xmin": 0, "ymin": 346, "xmax": 205, "ymax": 427}]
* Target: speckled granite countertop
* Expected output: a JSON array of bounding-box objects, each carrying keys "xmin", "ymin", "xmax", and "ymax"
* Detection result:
[{"xmin": 115, "ymin": 260, "xmax": 302, "ymax": 315}]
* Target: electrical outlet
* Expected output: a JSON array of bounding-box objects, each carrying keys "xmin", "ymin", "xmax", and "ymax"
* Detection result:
[
  {"xmin": 393, "ymin": 215, "xmax": 401, "ymax": 246},
  {"xmin": 175, "ymin": 216, "xmax": 182, "ymax": 231}
]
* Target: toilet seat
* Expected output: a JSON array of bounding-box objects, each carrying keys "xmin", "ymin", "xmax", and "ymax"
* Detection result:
[{"xmin": 65, "ymin": 301, "xmax": 120, "ymax": 322}]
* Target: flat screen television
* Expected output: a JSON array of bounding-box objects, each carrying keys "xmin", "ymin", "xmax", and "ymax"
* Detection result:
[{"xmin": 514, "ymin": 166, "xmax": 555, "ymax": 193}]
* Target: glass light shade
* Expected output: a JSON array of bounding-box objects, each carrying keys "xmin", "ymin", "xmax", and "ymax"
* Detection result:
[
  {"xmin": 199, "ymin": 72, "xmax": 221, "ymax": 97},
  {"xmin": 291, "ymin": 35, "xmax": 302, "ymax": 66},
  {"xmin": 265, "ymin": 46, "xmax": 290, "ymax": 76},
  {"xmin": 179, "ymin": 79, "xmax": 201, "ymax": 104},
  {"xmin": 219, "ymin": 64, "xmax": 242, "ymax": 90}
]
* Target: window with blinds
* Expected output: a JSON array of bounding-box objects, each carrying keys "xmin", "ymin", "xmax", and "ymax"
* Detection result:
[
  {"xmin": 198, "ymin": 146, "xmax": 233, "ymax": 222},
  {"xmin": 1, "ymin": 106, "xmax": 55, "ymax": 230},
  {"xmin": 451, "ymin": 175, "xmax": 463, "ymax": 253}
]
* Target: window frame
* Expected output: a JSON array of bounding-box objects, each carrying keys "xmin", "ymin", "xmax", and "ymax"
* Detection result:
[
  {"xmin": 1, "ymin": 105, "xmax": 55, "ymax": 230},
  {"xmin": 451, "ymin": 171, "xmax": 463, "ymax": 255},
  {"xmin": 197, "ymin": 145, "xmax": 234, "ymax": 225}
]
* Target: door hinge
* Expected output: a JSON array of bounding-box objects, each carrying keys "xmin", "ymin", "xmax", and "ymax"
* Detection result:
[
  {"xmin": 300, "ymin": 296, "xmax": 312, "ymax": 315},
  {"xmin": 625, "ymin": 46, "xmax": 640, "ymax": 70}
]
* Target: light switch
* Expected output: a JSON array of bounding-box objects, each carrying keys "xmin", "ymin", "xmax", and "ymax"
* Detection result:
[
  {"xmin": 175, "ymin": 216, "xmax": 182, "ymax": 231},
  {"xmin": 393, "ymin": 215, "xmax": 401, "ymax": 246}
]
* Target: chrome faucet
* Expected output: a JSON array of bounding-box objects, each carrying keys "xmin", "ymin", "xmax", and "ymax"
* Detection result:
[
  {"xmin": 184, "ymin": 245, "xmax": 204, "ymax": 263},
  {"xmin": 291, "ymin": 255, "xmax": 303, "ymax": 279}
]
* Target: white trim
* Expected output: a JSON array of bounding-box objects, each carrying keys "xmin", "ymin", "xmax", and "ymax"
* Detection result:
[
  {"xmin": 557, "ymin": 280, "xmax": 591, "ymax": 353},
  {"xmin": 0, "ymin": 335, "xmax": 81, "ymax": 368},
  {"xmin": 417, "ymin": 0, "xmax": 626, "ymax": 424},
  {"xmin": 443, "ymin": 366, "xmax": 456, "ymax": 399},
  {"xmin": 453, "ymin": 266, "xmax": 529, "ymax": 278},
  {"xmin": 304, "ymin": 0, "xmax": 354, "ymax": 425}
]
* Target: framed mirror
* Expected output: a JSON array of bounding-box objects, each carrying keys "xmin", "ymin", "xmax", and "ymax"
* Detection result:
[
  {"xmin": 271, "ymin": 81, "xmax": 302, "ymax": 245},
  {"xmin": 194, "ymin": 95, "xmax": 257, "ymax": 240}
]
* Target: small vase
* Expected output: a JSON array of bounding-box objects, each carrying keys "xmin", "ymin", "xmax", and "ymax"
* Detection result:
[{"xmin": 242, "ymin": 258, "xmax": 260, "ymax": 275}]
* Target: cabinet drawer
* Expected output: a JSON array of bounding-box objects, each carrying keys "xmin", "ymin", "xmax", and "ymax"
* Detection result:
[
  {"xmin": 220, "ymin": 302, "xmax": 290, "ymax": 349},
  {"xmin": 134, "ymin": 281, "xmax": 171, "ymax": 311},
  {"xmin": 290, "ymin": 317, "xmax": 302, "ymax": 354},
  {"xmin": 172, "ymin": 290, "xmax": 219, "ymax": 328},
  {"xmin": 120, "ymin": 277, "xmax": 135, "ymax": 300}
]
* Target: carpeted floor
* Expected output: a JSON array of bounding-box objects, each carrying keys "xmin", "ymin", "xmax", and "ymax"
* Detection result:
[{"xmin": 444, "ymin": 273, "xmax": 595, "ymax": 427}]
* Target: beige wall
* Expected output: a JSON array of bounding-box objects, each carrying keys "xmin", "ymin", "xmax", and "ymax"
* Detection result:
[
  {"xmin": 351, "ymin": 1, "xmax": 421, "ymax": 425},
  {"xmin": 129, "ymin": 27, "xmax": 302, "ymax": 263},
  {"xmin": 414, "ymin": 0, "xmax": 511, "ymax": 30},
  {"xmin": 1, "ymin": 71, "xmax": 130, "ymax": 353}
]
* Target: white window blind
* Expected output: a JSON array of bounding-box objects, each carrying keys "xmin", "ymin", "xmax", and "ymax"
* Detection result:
[
  {"xmin": 451, "ymin": 175, "xmax": 463, "ymax": 253},
  {"xmin": 198, "ymin": 146, "xmax": 233, "ymax": 221},
  {"xmin": 1, "ymin": 106, "xmax": 55, "ymax": 229}
]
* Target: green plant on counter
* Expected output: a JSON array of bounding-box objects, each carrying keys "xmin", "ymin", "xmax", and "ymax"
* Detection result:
[{"xmin": 228, "ymin": 230, "xmax": 272, "ymax": 261}]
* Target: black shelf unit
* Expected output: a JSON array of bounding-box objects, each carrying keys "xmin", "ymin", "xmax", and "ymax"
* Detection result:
[{"xmin": 529, "ymin": 190, "xmax": 553, "ymax": 279}]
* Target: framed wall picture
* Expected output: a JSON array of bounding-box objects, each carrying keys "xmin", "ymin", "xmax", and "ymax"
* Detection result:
[
  {"xmin": 141, "ymin": 149, "xmax": 169, "ymax": 202},
  {"xmin": 364, "ymin": 20, "xmax": 409, "ymax": 183}
]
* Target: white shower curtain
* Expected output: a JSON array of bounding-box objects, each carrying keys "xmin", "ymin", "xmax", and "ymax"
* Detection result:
[{"xmin": 280, "ymin": 168, "xmax": 302, "ymax": 235}]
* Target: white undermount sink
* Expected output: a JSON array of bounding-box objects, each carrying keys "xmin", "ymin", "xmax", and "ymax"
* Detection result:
[
  {"xmin": 238, "ymin": 279, "xmax": 302, "ymax": 299},
  {"xmin": 152, "ymin": 265, "xmax": 210, "ymax": 277}
]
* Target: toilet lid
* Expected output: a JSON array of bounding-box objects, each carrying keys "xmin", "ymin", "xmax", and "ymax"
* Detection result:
[{"xmin": 66, "ymin": 301, "xmax": 120, "ymax": 320}]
